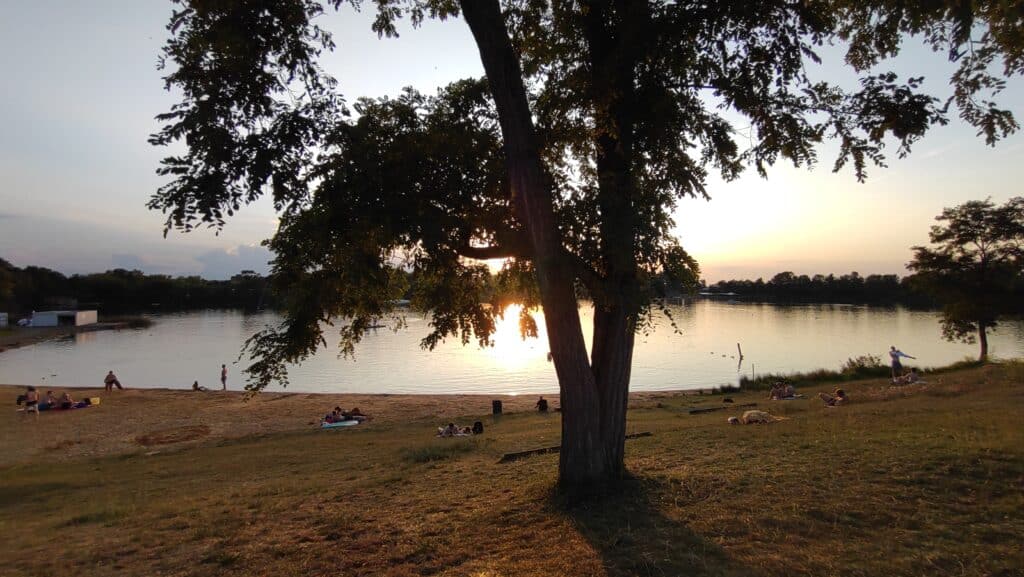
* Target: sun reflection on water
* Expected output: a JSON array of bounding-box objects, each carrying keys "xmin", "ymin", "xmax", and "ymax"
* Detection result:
[{"xmin": 483, "ymin": 303, "xmax": 549, "ymax": 371}]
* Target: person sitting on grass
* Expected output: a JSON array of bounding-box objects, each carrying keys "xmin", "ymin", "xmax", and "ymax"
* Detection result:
[
  {"xmin": 769, "ymin": 382, "xmax": 798, "ymax": 400},
  {"xmin": 893, "ymin": 369, "xmax": 921, "ymax": 385},
  {"xmin": 438, "ymin": 423, "xmax": 459, "ymax": 437},
  {"xmin": 40, "ymin": 390, "xmax": 58, "ymax": 410},
  {"xmin": 536, "ymin": 396, "xmax": 549, "ymax": 412},
  {"xmin": 59, "ymin": 392, "xmax": 75, "ymax": 410},
  {"xmin": 323, "ymin": 408, "xmax": 344, "ymax": 424},
  {"xmin": 22, "ymin": 386, "xmax": 39, "ymax": 418},
  {"xmin": 341, "ymin": 407, "xmax": 367, "ymax": 422},
  {"xmin": 818, "ymin": 389, "xmax": 848, "ymax": 407}
]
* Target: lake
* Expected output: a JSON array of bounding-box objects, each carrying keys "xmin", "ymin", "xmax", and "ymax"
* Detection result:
[{"xmin": 2, "ymin": 302, "xmax": 1022, "ymax": 394}]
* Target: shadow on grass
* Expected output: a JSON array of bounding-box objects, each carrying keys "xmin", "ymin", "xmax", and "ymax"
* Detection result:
[
  {"xmin": 59, "ymin": 508, "xmax": 128, "ymax": 527},
  {"xmin": 0, "ymin": 481, "xmax": 75, "ymax": 509},
  {"xmin": 556, "ymin": 476, "xmax": 758, "ymax": 577}
]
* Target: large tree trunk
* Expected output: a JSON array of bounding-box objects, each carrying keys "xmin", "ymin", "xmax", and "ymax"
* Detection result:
[
  {"xmin": 582, "ymin": 0, "xmax": 645, "ymax": 478},
  {"xmin": 460, "ymin": 0, "xmax": 615, "ymax": 487},
  {"xmin": 978, "ymin": 321, "xmax": 989, "ymax": 361},
  {"xmin": 591, "ymin": 304, "xmax": 636, "ymax": 475}
]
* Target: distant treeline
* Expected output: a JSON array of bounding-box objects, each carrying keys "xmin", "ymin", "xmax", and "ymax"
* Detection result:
[
  {"xmin": 4, "ymin": 258, "xmax": 1019, "ymax": 316},
  {"xmin": 0, "ymin": 259, "xmax": 274, "ymax": 314},
  {"xmin": 704, "ymin": 271, "xmax": 933, "ymax": 306}
]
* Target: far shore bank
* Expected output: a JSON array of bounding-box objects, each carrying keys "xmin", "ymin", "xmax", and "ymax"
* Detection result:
[{"xmin": 0, "ymin": 322, "xmax": 135, "ymax": 353}]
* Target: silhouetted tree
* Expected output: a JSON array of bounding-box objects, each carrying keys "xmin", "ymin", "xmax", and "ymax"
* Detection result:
[
  {"xmin": 0, "ymin": 259, "xmax": 280, "ymax": 313},
  {"xmin": 709, "ymin": 270, "xmax": 920, "ymax": 304},
  {"xmin": 152, "ymin": 0, "xmax": 1022, "ymax": 489},
  {"xmin": 0, "ymin": 258, "xmax": 15, "ymax": 305},
  {"xmin": 908, "ymin": 197, "xmax": 1024, "ymax": 360}
]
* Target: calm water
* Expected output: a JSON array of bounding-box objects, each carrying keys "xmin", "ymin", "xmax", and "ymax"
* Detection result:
[{"xmin": 2, "ymin": 302, "xmax": 1022, "ymax": 394}]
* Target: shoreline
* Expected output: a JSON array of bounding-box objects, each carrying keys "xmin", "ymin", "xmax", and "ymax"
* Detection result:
[
  {"xmin": 1, "ymin": 381, "xmax": 729, "ymax": 398},
  {"xmin": 4, "ymin": 362, "xmax": 1015, "ymax": 468},
  {"xmin": 0, "ymin": 383, "xmax": 683, "ymax": 467}
]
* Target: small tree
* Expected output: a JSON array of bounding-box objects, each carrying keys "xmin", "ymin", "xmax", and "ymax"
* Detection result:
[{"xmin": 908, "ymin": 197, "xmax": 1024, "ymax": 360}]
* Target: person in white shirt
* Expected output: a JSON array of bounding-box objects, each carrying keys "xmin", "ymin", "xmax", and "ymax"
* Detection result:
[{"xmin": 889, "ymin": 346, "xmax": 915, "ymax": 379}]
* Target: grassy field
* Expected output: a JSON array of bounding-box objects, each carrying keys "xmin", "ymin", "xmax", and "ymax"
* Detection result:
[{"xmin": 2, "ymin": 362, "xmax": 1022, "ymax": 576}]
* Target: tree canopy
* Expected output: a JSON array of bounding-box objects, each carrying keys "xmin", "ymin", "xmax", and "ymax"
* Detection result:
[
  {"xmin": 908, "ymin": 197, "xmax": 1024, "ymax": 360},
  {"xmin": 152, "ymin": 0, "xmax": 1022, "ymax": 487}
]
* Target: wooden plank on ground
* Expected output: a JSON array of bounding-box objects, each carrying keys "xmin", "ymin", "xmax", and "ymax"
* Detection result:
[
  {"xmin": 688, "ymin": 402, "xmax": 757, "ymax": 415},
  {"xmin": 498, "ymin": 432, "xmax": 653, "ymax": 463}
]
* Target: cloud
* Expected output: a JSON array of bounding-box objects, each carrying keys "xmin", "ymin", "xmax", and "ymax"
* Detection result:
[
  {"xmin": 111, "ymin": 253, "xmax": 146, "ymax": 270},
  {"xmin": 195, "ymin": 244, "xmax": 273, "ymax": 280},
  {"xmin": 918, "ymin": 142, "xmax": 957, "ymax": 160},
  {"xmin": 0, "ymin": 212, "xmax": 275, "ymax": 279}
]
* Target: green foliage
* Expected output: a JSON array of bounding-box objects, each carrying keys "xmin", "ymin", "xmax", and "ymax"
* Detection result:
[
  {"xmin": 151, "ymin": 1, "xmax": 1022, "ymax": 391},
  {"xmin": 908, "ymin": 197, "xmax": 1024, "ymax": 357},
  {"xmin": 741, "ymin": 356, "xmax": 986, "ymax": 389},
  {"xmin": 841, "ymin": 354, "xmax": 885, "ymax": 374},
  {"xmin": 148, "ymin": 0, "xmax": 341, "ymax": 231},
  {"xmin": 744, "ymin": 354, "xmax": 890, "ymax": 389}
]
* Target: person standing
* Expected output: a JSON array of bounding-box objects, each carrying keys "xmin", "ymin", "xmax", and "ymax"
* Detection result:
[
  {"xmin": 889, "ymin": 346, "xmax": 915, "ymax": 379},
  {"xmin": 220, "ymin": 364, "xmax": 228, "ymax": 390},
  {"xmin": 104, "ymin": 370, "xmax": 123, "ymax": 391}
]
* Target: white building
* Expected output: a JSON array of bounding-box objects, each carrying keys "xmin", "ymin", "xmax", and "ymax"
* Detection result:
[{"xmin": 30, "ymin": 310, "xmax": 98, "ymax": 327}]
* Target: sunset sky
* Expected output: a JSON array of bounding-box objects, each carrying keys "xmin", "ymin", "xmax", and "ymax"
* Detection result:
[{"xmin": 1, "ymin": 1, "xmax": 1022, "ymax": 281}]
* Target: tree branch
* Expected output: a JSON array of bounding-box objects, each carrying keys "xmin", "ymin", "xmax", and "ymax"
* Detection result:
[
  {"xmin": 564, "ymin": 250, "xmax": 604, "ymax": 292},
  {"xmin": 457, "ymin": 229, "xmax": 534, "ymax": 260},
  {"xmin": 457, "ymin": 242, "xmax": 529, "ymax": 260}
]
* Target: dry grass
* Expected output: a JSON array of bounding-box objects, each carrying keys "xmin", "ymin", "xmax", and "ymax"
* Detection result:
[
  {"xmin": 1, "ymin": 362, "xmax": 1022, "ymax": 576},
  {"xmin": 0, "ymin": 386, "xmax": 593, "ymax": 466},
  {"xmin": 135, "ymin": 424, "xmax": 212, "ymax": 446}
]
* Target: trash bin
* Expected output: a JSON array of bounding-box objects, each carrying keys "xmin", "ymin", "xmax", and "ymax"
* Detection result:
[{"xmin": 492, "ymin": 399, "xmax": 503, "ymax": 414}]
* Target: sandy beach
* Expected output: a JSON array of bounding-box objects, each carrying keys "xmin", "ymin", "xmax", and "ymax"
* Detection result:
[{"xmin": 1, "ymin": 384, "xmax": 672, "ymax": 467}]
